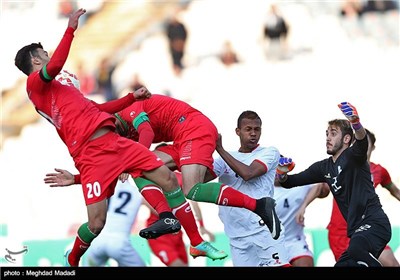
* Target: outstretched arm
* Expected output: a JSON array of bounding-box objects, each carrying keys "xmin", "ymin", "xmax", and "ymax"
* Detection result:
[
  {"xmin": 94, "ymin": 86, "xmax": 152, "ymax": 114},
  {"xmin": 44, "ymin": 8, "xmax": 86, "ymax": 79}
]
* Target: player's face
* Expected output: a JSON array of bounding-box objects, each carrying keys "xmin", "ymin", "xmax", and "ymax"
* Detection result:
[
  {"xmin": 326, "ymin": 125, "xmax": 345, "ymax": 156},
  {"xmin": 237, "ymin": 118, "xmax": 262, "ymax": 152},
  {"xmin": 34, "ymin": 48, "xmax": 50, "ymax": 64}
]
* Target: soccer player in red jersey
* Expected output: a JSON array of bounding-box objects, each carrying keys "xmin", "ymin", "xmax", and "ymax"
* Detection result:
[
  {"xmin": 15, "ymin": 8, "xmax": 185, "ymax": 266},
  {"xmin": 114, "ymin": 94, "xmax": 282, "ymax": 251}
]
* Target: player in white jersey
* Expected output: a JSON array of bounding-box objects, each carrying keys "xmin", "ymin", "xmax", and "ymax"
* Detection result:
[
  {"xmin": 84, "ymin": 179, "xmax": 146, "ymax": 266},
  {"xmin": 274, "ymin": 184, "xmax": 315, "ymax": 266},
  {"xmin": 210, "ymin": 110, "xmax": 290, "ymax": 267}
]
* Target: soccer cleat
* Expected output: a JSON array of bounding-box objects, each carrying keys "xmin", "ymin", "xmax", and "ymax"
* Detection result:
[
  {"xmin": 139, "ymin": 217, "xmax": 181, "ymax": 239},
  {"xmin": 64, "ymin": 249, "xmax": 72, "ymax": 267},
  {"xmin": 190, "ymin": 241, "xmax": 228, "ymax": 260},
  {"xmin": 254, "ymin": 197, "xmax": 282, "ymax": 240}
]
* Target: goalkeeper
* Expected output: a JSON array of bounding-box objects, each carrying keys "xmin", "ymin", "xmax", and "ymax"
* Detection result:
[{"xmin": 276, "ymin": 102, "xmax": 391, "ymax": 267}]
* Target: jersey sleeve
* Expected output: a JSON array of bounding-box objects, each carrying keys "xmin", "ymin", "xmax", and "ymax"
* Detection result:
[
  {"xmin": 349, "ymin": 136, "xmax": 368, "ymax": 164},
  {"xmin": 282, "ymin": 161, "xmax": 325, "ymax": 188},
  {"xmin": 133, "ymin": 112, "xmax": 154, "ymax": 148},
  {"xmin": 258, "ymin": 146, "xmax": 280, "ymax": 173},
  {"xmin": 93, "ymin": 93, "xmax": 135, "ymax": 113},
  {"xmin": 73, "ymin": 174, "xmax": 81, "ymax": 184},
  {"xmin": 41, "ymin": 27, "xmax": 75, "ymax": 81},
  {"xmin": 378, "ymin": 165, "xmax": 392, "ymax": 187},
  {"xmin": 136, "ymin": 121, "xmax": 154, "ymax": 149}
]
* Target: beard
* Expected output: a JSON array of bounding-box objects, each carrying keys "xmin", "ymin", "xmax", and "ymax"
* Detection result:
[{"xmin": 327, "ymin": 141, "xmax": 344, "ymax": 156}]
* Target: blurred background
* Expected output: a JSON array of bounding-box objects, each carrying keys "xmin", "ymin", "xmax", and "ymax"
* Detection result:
[{"xmin": 1, "ymin": 0, "xmax": 399, "ymax": 267}]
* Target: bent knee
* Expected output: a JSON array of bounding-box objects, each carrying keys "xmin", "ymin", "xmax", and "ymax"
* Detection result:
[{"xmin": 88, "ymin": 218, "xmax": 106, "ymax": 234}]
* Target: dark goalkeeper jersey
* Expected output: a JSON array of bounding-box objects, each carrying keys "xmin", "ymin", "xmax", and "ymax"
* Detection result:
[{"xmin": 281, "ymin": 136, "xmax": 387, "ymax": 237}]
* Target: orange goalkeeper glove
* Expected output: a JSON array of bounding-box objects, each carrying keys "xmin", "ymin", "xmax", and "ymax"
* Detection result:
[
  {"xmin": 276, "ymin": 156, "xmax": 295, "ymax": 175},
  {"xmin": 338, "ymin": 102, "xmax": 362, "ymax": 130}
]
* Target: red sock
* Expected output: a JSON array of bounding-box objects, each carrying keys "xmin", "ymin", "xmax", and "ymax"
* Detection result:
[
  {"xmin": 140, "ymin": 185, "xmax": 172, "ymax": 214},
  {"xmin": 217, "ymin": 185, "xmax": 257, "ymax": 211},
  {"xmin": 173, "ymin": 201, "xmax": 203, "ymax": 247},
  {"xmin": 68, "ymin": 236, "xmax": 89, "ymax": 266}
]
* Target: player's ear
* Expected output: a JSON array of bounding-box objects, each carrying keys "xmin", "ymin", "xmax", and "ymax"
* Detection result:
[
  {"xmin": 343, "ymin": 134, "xmax": 351, "ymax": 145},
  {"xmin": 235, "ymin": 127, "xmax": 240, "ymax": 136}
]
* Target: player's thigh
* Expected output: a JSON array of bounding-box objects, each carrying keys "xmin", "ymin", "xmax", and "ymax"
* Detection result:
[
  {"xmin": 153, "ymin": 145, "xmax": 179, "ymax": 169},
  {"xmin": 142, "ymin": 165, "xmax": 179, "ymax": 192},
  {"xmin": 180, "ymin": 164, "xmax": 207, "ymax": 185}
]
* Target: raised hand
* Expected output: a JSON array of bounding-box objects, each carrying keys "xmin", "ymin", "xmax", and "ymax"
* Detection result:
[
  {"xmin": 68, "ymin": 8, "xmax": 86, "ymax": 30},
  {"xmin": 338, "ymin": 102, "xmax": 361, "ymax": 130}
]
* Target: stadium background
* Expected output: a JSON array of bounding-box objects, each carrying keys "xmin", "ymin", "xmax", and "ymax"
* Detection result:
[{"xmin": 1, "ymin": 0, "xmax": 399, "ymax": 267}]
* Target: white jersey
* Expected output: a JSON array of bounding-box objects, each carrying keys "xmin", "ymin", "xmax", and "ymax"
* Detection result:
[
  {"xmin": 213, "ymin": 145, "xmax": 290, "ymax": 266},
  {"xmin": 84, "ymin": 180, "xmax": 145, "ymax": 266},
  {"xmin": 274, "ymin": 185, "xmax": 313, "ymax": 240},
  {"xmin": 274, "ymin": 185, "xmax": 314, "ymax": 262},
  {"xmin": 213, "ymin": 145, "xmax": 280, "ymax": 238},
  {"xmin": 100, "ymin": 180, "xmax": 142, "ymax": 236}
]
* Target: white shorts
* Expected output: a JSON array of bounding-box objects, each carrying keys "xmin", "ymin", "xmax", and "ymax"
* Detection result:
[
  {"xmin": 229, "ymin": 228, "xmax": 290, "ymax": 267},
  {"xmin": 84, "ymin": 234, "xmax": 145, "ymax": 267},
  {"xmin": 285, "ymin": 234, "xmax": 313, "ymax": 263}
]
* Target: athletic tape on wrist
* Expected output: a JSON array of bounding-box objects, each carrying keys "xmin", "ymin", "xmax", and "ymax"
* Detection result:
[{"xmin": 352, "ymin": 122, "xmax": 362, "ymax": 130}]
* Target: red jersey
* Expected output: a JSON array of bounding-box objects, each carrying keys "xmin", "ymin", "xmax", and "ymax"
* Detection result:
[
  {"xmin": 28, "ymin": 70, "xmax": 116, "ymax": 157},
  {"xmin": 116, "ymin": 94, "xmax": 202, "ymax": 147},
  {"xmin": 370, "ymin": 162, "xmax": 392, "ymax": 188},
  {"xmin": 26, "ymin": 27, "xmax": 134, "ymax": 158},
  {"xmin": 116, "ymin": 94, "xmax": 218, "ymax": 171},
  {"xmin": 24, "ymin": 27, "xmax": 156, "ymax": 206}
]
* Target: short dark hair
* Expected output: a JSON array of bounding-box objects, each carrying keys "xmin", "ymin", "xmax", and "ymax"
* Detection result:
[
  {"xmin": 15, "ymin": 42, "xmax": 43, "ymax": 75},
  {"xmin": 365, "ymin": 128, "xmax": 376, "ymax": 146},
  {"xmin": 237, "ymin": 110, "xmax": 261, "ymax": 128},
  {"xmin": 328, "ymin": 119, "xmax": 354, "ymax": 143}
]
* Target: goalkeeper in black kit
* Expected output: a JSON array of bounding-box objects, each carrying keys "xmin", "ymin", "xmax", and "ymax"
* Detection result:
[{"xmin": 276, "ymin": 102, "xmax": 391, "ymax": 267}]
